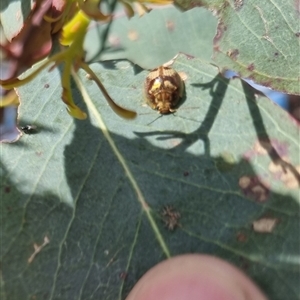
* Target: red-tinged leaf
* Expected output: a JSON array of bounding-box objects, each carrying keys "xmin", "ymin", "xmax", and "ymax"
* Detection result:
[
  {"xmin": 47, "ymin": 1, "xmax": 78, "ymax": 34},
  {"xmin": 1, "ymin": 0, "xmax": 53, "ymax": 79},
  {"xmin": 51, "ymin": 0, "xmax": 66, "ymax": 13}
]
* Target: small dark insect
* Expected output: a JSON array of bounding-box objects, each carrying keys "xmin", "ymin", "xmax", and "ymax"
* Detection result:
[
  {"xmin": 160, "ymin": 205, "xmax": 181, "ymax": 231},
  {"xmin": 20, "ymin": 125, "xmax": 37, "ymax": 134}
]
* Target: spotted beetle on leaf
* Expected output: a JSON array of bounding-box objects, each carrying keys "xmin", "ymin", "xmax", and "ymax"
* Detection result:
[{"xmin": 144, "ymin": 66, "xmax": 184, "ymax": 114}]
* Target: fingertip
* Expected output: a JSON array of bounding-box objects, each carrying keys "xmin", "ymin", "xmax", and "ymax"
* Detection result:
[{"xmin": 126, "ymin": 254, "xmax": 267, "ymax": 300}]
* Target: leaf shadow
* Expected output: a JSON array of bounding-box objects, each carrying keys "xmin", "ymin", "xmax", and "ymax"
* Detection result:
[
  {"xmin": 242, "ymin": 80, "xmax": 300, "ymax": 186},
  {"xmin": 62, "ymin": 111, "xmax": 300, "ymax": 299},
  {"xmin": 2, "ymin": 66, "xmax": 300, "ymax": 300},
  {"xmin": 1, "ymin": 104, "xmax": 300, "ymax": 299},
  {"xmin": 97, "ymin": 60, "xmax": 144, "ymax": 76}
]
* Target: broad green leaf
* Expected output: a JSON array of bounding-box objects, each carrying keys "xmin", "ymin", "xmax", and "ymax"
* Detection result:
[
  {"xmin": 0, "ymin": 0, "xmax": 35, "ymax": 40},
  {"xmin": 174, "ymin": 0, "xmax": 300, "ymax": 95},
  {"xmin": 1, "ymin": 54, "xmax": 299, "ymax": 300},
  {"xmin": 84, "ymin": 6, "xmax": 217, "ymax": 69}
]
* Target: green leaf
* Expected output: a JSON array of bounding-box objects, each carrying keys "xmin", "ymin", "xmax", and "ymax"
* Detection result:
[
  {"xmin": 0, "ymin": 0, "xmax": 35, "ymax": 40},
  {"xmin": 174, "ymin": 0, "xmax": 300, "ymax": 95},
  {"xmin": 84, "ymin": 6, "xmax": 217, "ymax": 69},
  {"xmin": 1, "ymin": 54, "xmax": 299, "ymax": 300}
]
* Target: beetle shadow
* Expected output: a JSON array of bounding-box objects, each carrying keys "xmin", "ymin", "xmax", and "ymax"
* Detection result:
[{"xmin": 135, "ymin": 73, "xmax": 228, "ymax": 156}]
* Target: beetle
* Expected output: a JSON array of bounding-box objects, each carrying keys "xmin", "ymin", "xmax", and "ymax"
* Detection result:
[{"xmin": 144, "ymin": 66, "xmax": 184, "ymax": 114}]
